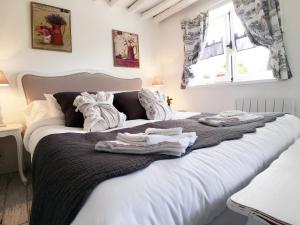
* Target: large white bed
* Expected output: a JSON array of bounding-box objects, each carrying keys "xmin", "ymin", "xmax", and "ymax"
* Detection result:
[
  {"xmin": 24, "ymin": 112, "xmax": 300, "ymax": 225},
  {"xmin": 19, "ymin": 71, "xmax": 300, "ymax": 225}
]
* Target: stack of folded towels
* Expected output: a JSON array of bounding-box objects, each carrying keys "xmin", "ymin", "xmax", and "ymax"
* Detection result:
[
  {"xmin": 199, "ymin": 110, "xmax": 264, "ymax": 127},
  {"xmin": 95, "ymin": 127, "xmax": 197, "ymax": 157}
]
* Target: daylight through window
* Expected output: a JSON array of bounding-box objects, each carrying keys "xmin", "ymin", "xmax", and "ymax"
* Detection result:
[{"xmin": 189, "ymin": 3, "xmax": 274, "ymax": 86}]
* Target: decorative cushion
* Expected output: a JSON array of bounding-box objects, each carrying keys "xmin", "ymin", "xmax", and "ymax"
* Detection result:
[
  {"xmin": 54, "ymin": 92, "xmax": 87, "ymax": 127},
  {"xmin": 113, "ymin": 91, "xmax": 147, "ymax": 120}
]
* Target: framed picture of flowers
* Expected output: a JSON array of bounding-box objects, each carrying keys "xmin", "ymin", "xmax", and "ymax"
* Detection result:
[
  {"xmin": 31, "ymin": 2, "xmax": 72, "ymax": 52},
  {"xmin": 112, "ymin": 30, "xmax": 140, "ymax": 68}
]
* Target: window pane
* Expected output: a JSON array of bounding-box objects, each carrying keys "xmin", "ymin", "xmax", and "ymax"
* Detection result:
[
  {"xmin": 190, "ymin": 55, "xmax": 228, "ymax": 85},
  {"xmin": 235, "ymin": 46, "xmax": 273, "ymax": 81},
  {"xmin": 201, "ymin": 14, "xmax": 226, "ymax": 60},
  {"xmin": 235, "ymin": 33, "xmax": 255, "ymax": 51},
  {"xmin": 232, "ymin": 12, "xmax": 255, "ymax": 51},
  {"xmin": 201, "ymin": 39, "xmax": 224, "ymax": 60},
  {"xmin": 190, "ymin": 12, "xmax": 229, "ymax": 85},
  {"xmin": 232, "ymin": 11, "xmax": 273, "ymax": 82}
]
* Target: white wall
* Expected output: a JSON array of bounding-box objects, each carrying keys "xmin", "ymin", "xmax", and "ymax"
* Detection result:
[
  {"xmin": 159, "ymin": 0, "xmax": 300, "ymax": 116},
  {"xmin": 0, "ymin": 0, "xmax": 161, "ymax": 123},
  {"xmin": 1, "ymin": 0, "xmax": 299, "ymax": 123}
]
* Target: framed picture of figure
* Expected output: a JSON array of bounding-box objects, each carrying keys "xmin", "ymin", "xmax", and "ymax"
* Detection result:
[
  {"xmin": 31, "ymin": 2, "xmax": 72, "ymax": 52},
  {"xmin": 112, "ymin": 30, "xmax": 140, "ymax": 68}
]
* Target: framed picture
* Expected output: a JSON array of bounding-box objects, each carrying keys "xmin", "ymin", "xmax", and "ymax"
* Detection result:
[
  {"xmin": 31, "ymin": 2, "xmax": 72, "ymax": 52},
  {"xmin": 112, "ymin": 30, "xmax": 140, "ymax": 68}
]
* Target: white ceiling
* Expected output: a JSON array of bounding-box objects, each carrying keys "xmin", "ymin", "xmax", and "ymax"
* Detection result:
[{"xmin": 105, "ymin": 0, "xmax": 199, "ymax": 23}]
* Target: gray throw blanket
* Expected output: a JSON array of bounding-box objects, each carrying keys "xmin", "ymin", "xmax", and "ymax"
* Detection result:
[{"xmin": 30, "ymin": 113, "xmax": 284, "ymax": 225}]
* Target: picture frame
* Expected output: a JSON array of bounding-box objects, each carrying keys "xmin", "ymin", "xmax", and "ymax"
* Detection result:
[
  {"xmin": 112, "ymin": 30, "xmax": 140, "ymax": 68},
  {"xmin": 31, "ymin": 2, "xmax": 72, "ymax": 52}
]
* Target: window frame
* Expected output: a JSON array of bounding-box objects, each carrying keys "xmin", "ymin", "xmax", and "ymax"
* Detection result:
[{"xmin": 188, "ymin": 5, "xmax": 275, "ymax": 88}]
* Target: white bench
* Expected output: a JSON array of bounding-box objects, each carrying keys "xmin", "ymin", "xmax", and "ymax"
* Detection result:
[{"xmin": 227, "ymin": 138, "xmax": 300, "ymax": 225}]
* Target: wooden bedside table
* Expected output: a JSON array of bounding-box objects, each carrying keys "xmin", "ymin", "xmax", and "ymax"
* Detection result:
[{"xmin": 0, "ymin": 124, "xmax": 27, "ymax": 184}]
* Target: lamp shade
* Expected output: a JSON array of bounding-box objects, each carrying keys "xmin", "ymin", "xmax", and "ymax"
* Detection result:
[
  {"xmin": 0, "ymin": 71, "xmax": 9, "ymax": 86},
  {"xmin": 152, "ymin": 76, "xmax": 164, "ymax": 86}
]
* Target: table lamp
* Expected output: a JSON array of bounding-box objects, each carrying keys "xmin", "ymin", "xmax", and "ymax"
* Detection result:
[
  {"xmin": 152, "ymin": 76, "xmax": 164, "ymax": 90},
  {"xmin": 0, "ymin": 71, "xmax": 9, "ymax": 127}
]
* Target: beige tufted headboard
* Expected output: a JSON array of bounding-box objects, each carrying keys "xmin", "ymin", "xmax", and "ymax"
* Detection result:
[{"xmin": 17, "ymin": 71, "xmax": 142, "ymax": 103}]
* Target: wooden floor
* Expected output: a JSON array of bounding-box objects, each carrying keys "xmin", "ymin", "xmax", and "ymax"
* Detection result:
[{"xmin": 0, "ymin": 172, "xmax": 32, "ymax": 225}]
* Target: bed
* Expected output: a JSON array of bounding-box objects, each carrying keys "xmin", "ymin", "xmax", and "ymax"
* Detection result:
[{"xmin": 18, "ymin": 71, "xmax": 300, "ymax": 225}]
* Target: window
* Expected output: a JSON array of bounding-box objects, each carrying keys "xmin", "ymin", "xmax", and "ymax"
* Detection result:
[{"xmin": 189, "ymin": 3, "xmax": 273, "ymax": 86}]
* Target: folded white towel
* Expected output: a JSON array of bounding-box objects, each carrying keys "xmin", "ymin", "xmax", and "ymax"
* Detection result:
[
  {"xmin": 219, "ymin": 110, "xmax": 246, "ymax": 117},
  {"xmin": 145, "ymin": 127, "xmax": 183, "ymax": 136},
  {"xmin": 199, "ymin": 117, "xmax": 240, "ymax": 127},
  {"xmin": 95, "ymin": 130, "xmax": 198, "ymax": 157},
  {"xmin": 117, "ymin": 132, "xmax": 197, "ymax": 146},
  {"xmin": 235, "ymin": 114, "xmax": 264, "ymax": 122},
  {"xmin": 179, "ymin": 132, "xmax": 198, "ymax": 145},
  {"xmin": 95, "ymin": 134, "xmax": 196, "ymax": 157},
  {"xmin": 199, "ymin": 112, "xmax": 264, "ymax": 127}
]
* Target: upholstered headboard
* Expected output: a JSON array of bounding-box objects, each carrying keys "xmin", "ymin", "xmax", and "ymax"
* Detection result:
[{"xmin": 18, "ymin": 71, "xmax": 142, "ymax": 103}]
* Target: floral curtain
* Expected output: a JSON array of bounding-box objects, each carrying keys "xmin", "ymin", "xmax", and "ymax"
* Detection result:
[
  {"xmin": 181, "ymin": 13, "xmax": 209, "ymax": 89},
  {"xmin": 232, "ymin": 0, "xmax": 292, "ymax": 80}
]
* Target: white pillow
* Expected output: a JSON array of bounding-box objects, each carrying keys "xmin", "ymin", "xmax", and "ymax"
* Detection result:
[
  {"xmin": 44, "ymin": 94, "xmax": 64, "ymax": 117},
  {"xmin": 24, "ymin": 95, "xmax": 64, "ymax": 127},
  {"xmin": 24, "ymin": 100, "xmax": 50, "ymax": 127}
]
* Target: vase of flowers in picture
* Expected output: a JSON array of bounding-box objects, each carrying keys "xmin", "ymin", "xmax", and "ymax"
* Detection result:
[
  {"xmin": 35, "ymin": 25, "xmax": 52, "ymax": 44},
  {"xmin": 45, "ymin": 14, "xmax": 67, "ymax": 45}
]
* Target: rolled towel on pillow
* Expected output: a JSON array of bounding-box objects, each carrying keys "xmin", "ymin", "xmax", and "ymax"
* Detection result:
[
  {"xmin": 138, "ymin": 89, "xmax": 174, "ymax": 120},
  {"xmin": 74, "ymin": 92, "xmax": 126, "ymax": 132}
]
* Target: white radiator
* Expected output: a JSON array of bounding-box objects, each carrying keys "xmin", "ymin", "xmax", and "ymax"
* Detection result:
[{"xmin": 235, "ymin": 98, "xmax": 296, "ymax": 115}]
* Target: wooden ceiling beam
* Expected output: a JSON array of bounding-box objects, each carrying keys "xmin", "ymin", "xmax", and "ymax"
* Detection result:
[
  {"xmin": 154, "ymin": 0, "xmax": 198, "ymax": 23},
  {"xmin": 127, "ymin": 0, "xmax": 147, "ymax": 12},
  {"xmin": 142, "ymin": 0, "xmax": 180, "ymax": 20}
]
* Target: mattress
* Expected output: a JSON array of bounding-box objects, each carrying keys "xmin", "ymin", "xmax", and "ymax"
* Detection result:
[{"xmin": 24, "ymin": 112, "xmax": 300, "ymax": 225}]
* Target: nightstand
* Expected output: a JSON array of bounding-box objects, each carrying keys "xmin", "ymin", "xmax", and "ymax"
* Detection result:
[{"xmin": 0, "ymin": 124, "xmax": 27, "ymax": 184}]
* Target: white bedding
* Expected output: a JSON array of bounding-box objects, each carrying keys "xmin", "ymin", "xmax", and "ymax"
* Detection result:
[{"xmin": 24, "ymin": 112, "xmax": 300, "ymax": 225}]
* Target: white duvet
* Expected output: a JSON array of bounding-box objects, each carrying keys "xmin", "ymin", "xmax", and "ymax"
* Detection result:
[{"xmin": 24, "ymin": 112, "xmax": 300, "ymax": 225}]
